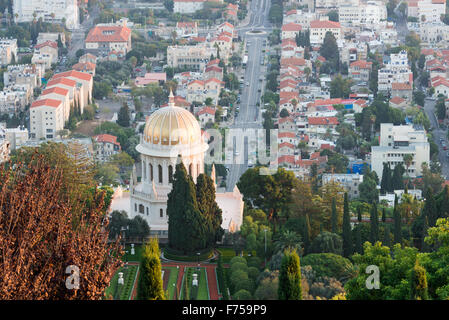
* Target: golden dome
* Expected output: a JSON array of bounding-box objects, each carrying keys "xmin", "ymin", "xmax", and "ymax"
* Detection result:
[{"xmin": 143, "ymin": 93, "xmax": 201, "ymax": 146}]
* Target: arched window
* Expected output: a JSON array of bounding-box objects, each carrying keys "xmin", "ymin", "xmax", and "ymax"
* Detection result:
[
  {"xmin": 189, "ymin": 163, "xmax": 192, "ymax": 176},
  {"xmin": 139, "ymin": 204, "xmax": 144, "ymax": 214},
  {"xmin": 149, "ymin": 164, "xmax": 153, "ymax": 181},
  {"xmin": 168, "ymin": 165, "xmax": 173, "ymax": 183},
  {"xmin": 158, "ymin": 165, "xmax": 163, "ymax": 183},
  {"xmin": 160, "ymin": 208, "xmax": 163, "ymax": 217},
  {"xmin": 143, "ymin": 161, "xmax": 146, "ymax": 180}
]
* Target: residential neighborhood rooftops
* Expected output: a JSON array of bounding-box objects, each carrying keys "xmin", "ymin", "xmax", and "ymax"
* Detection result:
[{"xmin": 85, "ymin": 25, "xmax": 132, "ymax": 43}]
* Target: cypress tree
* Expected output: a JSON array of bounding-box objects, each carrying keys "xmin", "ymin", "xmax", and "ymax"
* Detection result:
[
  {"xmin": 421, "ymin": 215, "xmax": 429, "ymax": 252},
  {"xmin": 410, "ymin": 261, "xmax": 428, "ymax": 300},
  {"xmin": 392, "ymin": 164, "xmax": 405, "ymax": 190},
  {"xmin": 278, "ymin": 249, "xmax": 302, "ymax": 300},
  {"xmin": 167, "ymin": 161, "xmax": 207, "ymax": 253},
  {"xmin": 383, "ymin": 224, "xmax": 391, "ymax": 248},
  {"xmin": 423, "ymin": 188, "xmax": 438, "ymax": 227},
  {"xmin": 196, "ymin": 174, "xmax": 224, "ymax": 247},
  {"xmin": 355, "ymin": 224, "xmax": 363, "ymax": 254},
  {"xmin": 393, "ymin": 195, "xmax": 402, "ymax": 245},
  {"xmin": 357, "ymin": 205, "xmax": 362, "ymax": 222},
  {"xmin": 370, "ymin": 202, "xmax": 379, "ymax": 244},
  {"xmin": 381, "ymin": 207, "xmax": 386, "ymax": 223},
  {"xmin": 182, "ymin": 272, "xmax": 189, "ymax": 300},
  {"xmin": 117, "ymin": 103, "xmax": 130, "ymax": 127},
  {"xmin": 342, "ymin": 192, "xmax": 353, "ymax": 257},
  {"xmin": 331, "ymin": 197, "xmax": 338, "ymax": 233},
  {"xmin": 303, "ymin": 214, "xmax": 311, "ymax": 254},
  {"xmin": 440, "ymin": 185, "xmax": 449, "ymax": 218},
  {"xmin": 380, "ymin": 163, "xmax": 392, "ymax": 194},
  {"xmin": 137, "ymin": 238, "xmax": 165, "ymax": 300}
]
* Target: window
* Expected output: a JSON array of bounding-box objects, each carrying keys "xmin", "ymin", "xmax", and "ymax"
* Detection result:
[
  {"xmin": 160, "ymin": 209, "xmax": 163, "ymax": 217},
  {"xmin": 150, "ymin": 164, "xmax": 153, "ymax": 181},
  {"xmin": 158, "ymin": 165, "xmax": 163, "ymax": 183},
  {"xmin": 168, "ymin": 165, "xmax": 173, "ymax": 183},
  {"xmin": 139, "ymin": 204, "xmax": 144, "ymax": 214},
  {"xmin": 146, "ymin": 207, "xmax": 149, "ymax": 215},
  {"xmin": 134, "ymin": 203, "xmax": 137, "ymax": 211}
]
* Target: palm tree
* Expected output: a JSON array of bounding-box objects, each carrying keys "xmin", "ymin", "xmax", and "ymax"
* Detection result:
[
  {"xmin": 274, "ymin": 230, "xmax": 303, "ymax": 254},
  {"xmin": 403, "ymin": 154, "xmax": 413, "ymax": 177}
]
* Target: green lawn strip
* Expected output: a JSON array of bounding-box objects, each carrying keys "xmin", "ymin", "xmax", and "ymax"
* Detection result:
[
  {"xmin": 119, "ymin": 265, "xmax": 138, "ymax": 300},
  {"xmin": 197, "ymin": 267, "xmax": 209, "ymax": 300},
  {"xmin": 217, "ymin": 248, "xmax": 236, "ymax": 263},
  {"xmin": 104, "ymin": 268, "xmax": 120, "ymax": 299},
  {"xmin": 123, "ymin": 244, "xmax": 144, "ymax": 262},
  {"xmin": 164, "ymin": 266, "xmax": 180, "ymax": 300}
]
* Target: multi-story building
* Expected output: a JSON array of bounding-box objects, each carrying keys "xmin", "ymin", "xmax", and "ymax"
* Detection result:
[
  {"xmin": 13, "ymin": 0, "xmax": 79, "ymax": 29},
  {"xmin": 339, "ymin": 0, "xmax": 387, "ymax": 26},
  {"xmin": 309, "ymin": 19, "xmax": 342, "ymax": 44},
  {"xmin": 3, "ymin": 64, "xmax": 42, "ymax": 89},
  {"xmin": 186, "ymin": 78, "xmax": 224, "ymax": 105},
  {"xmin": 349, "ymin": 60, "xmax": 372, "ymax": 82},
  {"xmin": 33, "ymin": 40, "xmax": 58, "ymax": 64},
  {"xmin": 51, "ymin": 70, "xmax": 94, "ymax": 111},
  {"xmin": 281, "ymin": 23, "xmax": 302, "ymax": 40},
  {"xmin": 0, "ymin": 127, "xmax": 10, "ymax": 163},
  {"xmin": 0, "ymin": 38, "xmax": 17, "ymax": 66},
  {"xmin": 175, "ymin": 22, "xmax": 198, "ymax": 38},
  {"xmin": 85, "ymin": 24, "xmax": 132, "ymax": 57},
  {"xmin": 371, "ymin": 123, "xmax": 430, "ymax": 179},
  {"xmin": 167, "ymin": 44, "xmax": 217, "ymax": 71},
  {"xmin": 408, "ymin": 0, "xmax": 446, "ymax": 24},
  {"xmin": 378, "ymin": 50, "xmax": 413, "ymax": 93},
  {"xmin": 93, "ymin": 134, "xmax": 121, "ymax": 162},
  {"xmin": 30, "ymin": 99, "xmax": 65, "ymax": 140},
  {"xmin": 322, "ymin": 173, "xmax": 364, "ymax": 199}
]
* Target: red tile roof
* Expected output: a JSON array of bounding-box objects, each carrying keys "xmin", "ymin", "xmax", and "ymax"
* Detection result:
[
  {"xmin": 282, "ymin": 23, "xmax": 302, "ymax": 32},
  {"xmin": 53, "ymin": 70, "xmax": 93, "ymax": 82},
  {"xmin": 391, "ymin": 82, "xmax": 412, "ymax": 90},
  {"xmin": 350, "ymin": 60, "xmax": 372, "ymax": 69},
  {"xmin": 197, "ymin": 106, "xmax": 216, "ymax": 116},
  {"xmin": 308, "ymin": 117, "xmax": 339, "ymax": 125},
  {"xmin": 35, "ymin": 40, "xmax": 58, "ymax": 49},
  {"xmin": 390, "ymin": 96, "xmax": 406, "ymax": 105},
  {"xmin": 72, "ymin": 62, "xmax": 96, "ymax": 72},
  {"xmin": 85, "ymin": 25, "xmax": 131, "ymax": 43},
  {"xmin": 278, "ymin": 132, "xmax": 296, "ymax": 138},
  {"xmin": 46, "ymin": 77, "xmax": 77, "ymax": 88},
  {"xmin": 279, "ymin": 142, "xmax": 295, "ymax": 149},
  {"xmin": 42, "ymin": 86, "xmax": 69, "ymax": 96},
  {"xmin": 93, "ymin": 134, "xmax": 121, "ymax": 146},
  {"xmin": 310, "ymin": 20, "xmax": 341, "ymax": 29},
  {"xmin": 31, "ymin": 98, "xmax": 62, "ymax": 108}
]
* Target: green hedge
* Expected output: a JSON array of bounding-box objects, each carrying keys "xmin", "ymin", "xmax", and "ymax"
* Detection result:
[
  {"xmin": 164, "ymin": 247, "xmax": 213, "ymax": 262},
  {"xmin": 216, "ymin": 255, "xmax": 229, "ymax": 300}
]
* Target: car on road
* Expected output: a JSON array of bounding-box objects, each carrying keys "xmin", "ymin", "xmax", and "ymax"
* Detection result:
[
  {"xmin": 248, "ymin": 161, "xmax": 254, "ymax": 168},
  {"xmin": 246, "ymin": 82, "xmax": 249, "ymax": 86},
  {"xmin": 94, "ymin": 115, "xmax": 100, "ymax": 120},
  {"xmin": 444, "ymin": 146, "xmax": 448, "ymax": 150},
  {"xmin": 234, "ymin": 151, "xmax": 240, "ymax": 156}
]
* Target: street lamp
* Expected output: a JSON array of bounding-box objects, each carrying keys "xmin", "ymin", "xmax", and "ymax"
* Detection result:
[
  {"xmin": 264, "ymin": 229, "xmax": 267, "ymax": 267},
  {"xmin": 121, "ymin": 226, "xmax": 129, "ymax": 269},
  {"xmin": 197, "ymin": 252, "xmax": 200, "ymax": 270}
]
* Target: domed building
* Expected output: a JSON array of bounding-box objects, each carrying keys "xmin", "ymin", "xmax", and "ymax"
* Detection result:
[{"xmin": 129, "ymin": 91, "xmax": 243, "ymax": 238}]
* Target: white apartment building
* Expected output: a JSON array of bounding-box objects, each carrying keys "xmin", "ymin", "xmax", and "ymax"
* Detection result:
[
  {"xmin": 418, "ymin": 22, "xmax": 449, "ymax": 44},
  {"xmin": 3, "ymin": 64, "xmax": 43, "ymax": 89},
  {"xmin": 0, "ymin": 84, "xmax": 31, "ymax": 114},
  {"xmin": 0, "ymin": 124, "xmax": 28, "ymax": 150},
  {"xmin": 85, "ymin": 24, "xmax": 132, "ymax": 57},
  {"xmin": 173, "ymin": 0, "xmax": 206, "ymax": 13},
  {"xmin": 30, "ymin": 99, "xmax": 65, "ymax": 140},
  {"xmin": 408, "ymin": 0, "xmax": 446, "ymax": 24},
  {"xmin": 0, "ymin": 128, "xmax": 10, "ymax": 163},
  {"xmin": 339, "ymin": 1, "xmax": 387, "ymax": 26},
  {"xmin": 322, "ymin": 173, "xmax": 364, "ymax": 199},
  {"xmin": 93, "ymin": 134, "xmax": 121, "ymax": 162},
  {"xmin": 13, "ymin": 0, "xmax": 79, "ymax": 29},
  {"xmin": 309, "ymin": 19, "xmax": 342, "ymax": 44},
  {"xmin": 371, "ymin": 123, "xmax": 430, "ymax": 179},
  {"xmin": 378, "ymin": 50, "xmax": 413, "ymax": 93},
  {"xmin": 167, "ymin": 44, "xmax": 217, "ymax": 71},
  {"xmin": 0, "ymin": 38, "xmax": 17, "ymax": 66}
]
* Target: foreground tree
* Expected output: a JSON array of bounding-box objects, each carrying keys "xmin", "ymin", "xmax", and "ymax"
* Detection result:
[
  {"xmin": 167, "ymin": 161, "xmax": 207, "ymax": 253},
  {"xmin": 410, "ymin": 260, "xmax": 428, "ymax": 300},
  {"xmin": 278, "ymin": 249, "xmax": 302, "ymax": 300},
  {"xmin": 137, "ymin": 238, "xmax": 165, "ymax": 300},
  {"xmin": 0, "ymin": 159, "xmax": 121, "ymax": 299},
  {"xmin": 342, "ymin": 192, "xmax": 353, "ymax": 257}
]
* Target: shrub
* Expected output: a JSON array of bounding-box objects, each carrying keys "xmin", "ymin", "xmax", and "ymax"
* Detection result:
[
  {"xmin": 247, "ymin": 257, "xmax": 262, "ymax": 269},
  {"xmin": 235, "ymin": 278, "xmax": 255, "ymax": 294},
  {"xmin": 248, "ymin": 267, "xmax": 260, "ymax": 281},
  {"xmin": 231, "ymin": 262, "xmax": 248, "ymax": 274},
  {"xmin": 230, "ymin": 256, "xmax": 247, "ymax": 266},
  {"xmin": 301, "ymin": 253, "xmax": 355, "ymax": 283},
  {"xmin": 233, "ymin": 289, "xmax": 252, "ymax": 300}
]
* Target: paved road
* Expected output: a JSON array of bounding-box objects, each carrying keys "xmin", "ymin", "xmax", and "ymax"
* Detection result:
[
  {"xmin": 226, "ymin": 0, "xmax": 272, "ymax": 191},
  {"xmin": 423, "ymin": 98, "xmax": 449, "ymax": 178},
  {"xmin": 68, "ymin": 5, "xmax": 100, "ymax": 60}
]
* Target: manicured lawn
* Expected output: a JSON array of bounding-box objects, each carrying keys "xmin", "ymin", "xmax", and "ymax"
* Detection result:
[
  {"xmin": 164, "ymin": 266, "xmax": 180, "ymax": 300},
  {"xmin": 123, "ymin": 244, "xmax": 144, "ymax": 262},
  {"xmin": 180, "ymin": 267, "xmax": 209, "ymax": 300},
  {"xmin": 104, "ymin": 265, "xmax": 138, "ymax": 300},
  {"xmin": 217, "ymin": 248, "xmax": 257, "ymax": 263}
]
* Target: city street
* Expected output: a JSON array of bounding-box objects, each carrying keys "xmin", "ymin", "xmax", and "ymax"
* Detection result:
[{"xmin": 225, "ymin": 0, "xmax": 272, "ymax": 191}]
